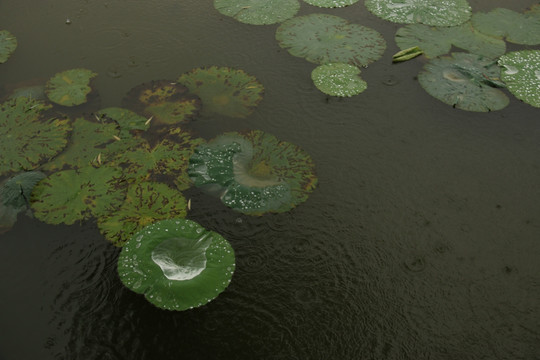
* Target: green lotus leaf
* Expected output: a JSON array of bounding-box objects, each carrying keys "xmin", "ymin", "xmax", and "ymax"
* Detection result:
[
  {"xmin": 311, "ymin": 63, "xmax": 367, "ymax": 97},
  {"xmin": 365, "ymin": 0, "xmax": 471, "ymax": 26},
  {"xmin": 123, "ymin": 80, "xmax": 201, "ymax": 125},
  {"xmin": 275, "ymin": 14, "xmax": 386, "ymax": 67},
  {"xmin": 0, "ymin": 97, "xmax": 71, "ymax": 176},
  {"xmin": 97, "ymin": 182, "xmax": 187, "ymax": 247},
  {"xmin": 97, "ymin": 107, "xmax": 150, "ymax": 136},
  {"xmin": 418, "ymin": 52, "xmax": 509, "ymax": 112},
  {"xmin": 303, "ymin": 0, "xmax": 358, "ymax": 8},
  {"xmin": 118, "ymin": 218, "xmax": 235, "ymax": 311},
  {"xmin": 177, "ymin": 66, "xmax": 264, "ymax": 118},
  {"xmin": 0, "ymin": 30, "xmax": 17, "ymax": 63},
  {"xmin": 395, "ymin": 22, "xmax": 506, "ymax": 59},
  {"xmin": 498, "ymin": 50, "xmax": 540, "ymax": 108},
  {"xmin": 188, "ymin": 130, "xmax": 317, "ymax": 215},
  {"xmin": 0, "ymin": 171, "xmax": 46, "ymax": 210},
  {"xmin": 214, "ymin": 0, "xmax": 299, "ymax": 25},
  {"xmin": 471, "ymin": 6, "xmax": 540, "ymax": 46},
  {"xmin": 31, "ymin": 166, "xmax": 126, "ymax": 225},
  {"xmin": 45, "ymin": 68, "xmax": 97, "ymax": 106}
]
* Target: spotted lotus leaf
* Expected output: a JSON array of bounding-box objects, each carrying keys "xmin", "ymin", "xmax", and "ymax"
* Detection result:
[
  {"xmin": 275, "ymin": 14, "xmax": 386, "ymax": 67},
  {"xmin": 498, "ymin": 50, "xmax": 540, "ymax": 108},
  {"xmin": 311, "ymin": 63, "xmax": 367, "ymax": 97},
  {"xmin": 0, "ymin": 171, "xmax": 46, "ymax": 210},
  {"xmin": 31, "ymin": 166, "xmax": 126, "ymax": 225},
  {"xmin": 214, "ymin": 0, "xmax": 299, "ymax": 25},
  {"xmin": 0, "ymin": 30, "xmax": 17, "ymax": 63},
  {"xmin": 177, "ymin": 66, "xmax": 264, "ymax": 118},
  {"xmin": 303, "ymin": 0, "xmax": 358, "ymax": 8},
  {"xmin": 97, "ymin": 107, "xmax": 150, "ymax": 136},
  {"xmin": 45, "ymin": 68, "xmax": 97, "ymax": 106},
  {"xmin": 118, "ymin": 218, "xmax": 235, "ymax": 311},
  {"xmin": 418, "ymin": 52, "xmax": 509, "ymax": 112},
  {"xmin": 0, "ymin": 97, "xmax": 71, "ymax": 176}
]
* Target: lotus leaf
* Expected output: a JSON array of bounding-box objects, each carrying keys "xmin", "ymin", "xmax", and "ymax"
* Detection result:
[
  {"xmin": 303, "ymin": 0, "xmax": 358, "ymax": 8},
  {"xmin": 471, "ymin": 6, "xmax": 540, "ymax": 45},
  {"xmin": 97, "ymin": 107, "xmax": 150, "ymax": 135},
  {"xmin": 0, "ymin": 97, "xmax": 71, "ymax": 176},
  {"xmin": 214, "ymin": 0, "xmax": 300, "ymax": 25},
  {"xmin": 177, "ymin": 66, "xmax": 264, "ymax": 118},
  {"xmin": 98, "ymin": 182, "xmax": 187, "ymax": 247},
  {"xmin": 123, "ymin": 80, "xmax": 201, "ymax": 125},
  {"xmin": 0, "ymin": 171, "xmax": 46, "ymax": 209},
  {"xmin": 118, "ymin": 218, "xmax": 235, "ymax": 311},
  {"xmin": 31, "ymin": 166, "xmax": 126, "ymax": 225},
  {"xmin": 188, "ymin": 130, "xmax": 317, "ymax": 215},
  {"xmin": 45, "ymin": 68, "xmax": 97, "ymax": 106},
  {"xmin": 9, "ymin": 85, "xmax": 46, "ymax": 101},
  {"xmin": 418, "ymin": 52, "xmax": 509, "ymax": 112},
  {"xmin": 0, "ymin": 30, "xmax": 17, "ymax": 63},
  {"xmin": 395, "ymin": 22, "xmax": 506, "ymax": 59},
  {"xmin": 365, "ymin": 0, "xmax": 471, "ymax": 26},
  {"xmin": 311, "ymin": 63, "xmax": 367, "ymax": 97},
  {"xmin": 498, "ymin": 50, "xmax": 540, "ymax": 108},
  {"xmin": 275, "ymin": 14, "xmax": 386, "ymax": 67}
]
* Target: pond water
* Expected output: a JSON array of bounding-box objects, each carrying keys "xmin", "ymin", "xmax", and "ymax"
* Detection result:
[{"xmin": 1, "ymin": 0, "xmax": 539, "ymax": 359}]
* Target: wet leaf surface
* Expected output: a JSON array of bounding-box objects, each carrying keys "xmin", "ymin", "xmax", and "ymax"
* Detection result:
[
  {"xmin": 0, "ymin": 171, "xmax": 46, "ymax": 210},
  {"xmin": 498, "ymin": 50, "xmax": 540, "ymax": 108},
  {"xmin": 303, "ymin": 0, "xmax": 359, "ymax": 8},
  {"xmin": 311, "ymin": 63, "xmax": 367, "ymax": 97},
  {"xmin": 214, "ymin": 0, "xmax": 300, "ymax": 25},
  {"xmin": 45, "ymin": 68, "xmax": 97, "ymax": 106}
]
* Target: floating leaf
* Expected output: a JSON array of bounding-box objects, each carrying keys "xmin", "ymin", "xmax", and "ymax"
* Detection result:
[
  {"xmin": 9, "ymin": 85, "xmax": 46, "ymax": 101},
  {"xmin": 1, "ymin": 171, "xmax": 46, "ymax": 210},
  {"xmin": 0, "ymin": 30, "xmax": 17, "ymax": 63},
  {"xmin": 0, "ymin": 97, "xmax": 71, "ymax": 176},
  {"xmin": 45, "ymin": 68, "xmax": 97, "ymax": 106},
  {"xmin": 188, "ymin": 130, "xmax": 317, "ymax": 215},
  {"xmin": 418, "ymin": 52, "xmax": 509, "ymax": 112},
  {"xmin": 214, "ymin": 0, "xmax": 299, "ymax": 25},
  {"xmin": 303, "ymin": 0, "xmax": 359, "ymax": 8},
  {"xmin": 97, "ymin": 107, "xmax": 150, "ymax": 135},
  {"xmin": 365, "ymin": 0, "xmax": 471, "ymax": 26},
  {"xmin": 118, "ymin": 218, "xmax": 235, "ymax": 311},
  {"xmin": 177, "ymin": 66, "xmax": 264, "ymax": 118},
  {"xmin": 498, "ymin": 50, "xmax": 540, "ymax": 108},
  {"xmin": 275, "ymin": 14, "xmax": 386, "ymax": 67},
  {"xmin": 0, "ymin": 203, "xmax": 18, "ymax": 235},
  {"xmin": 311, "ymin": 63, "xmax": 367, "ymax": 97}
]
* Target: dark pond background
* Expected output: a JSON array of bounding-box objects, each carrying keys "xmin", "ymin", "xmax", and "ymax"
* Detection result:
[{"xmin": 1, "ymin": 0, "xmax": 539, "ymax": 359}]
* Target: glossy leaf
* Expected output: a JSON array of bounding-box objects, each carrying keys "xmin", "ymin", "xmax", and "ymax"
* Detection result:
[
  {"xmin": 0, "ymin": 171, "xmax": 46, "ymax": 209},
  {"xmin": 498, "ymin": 50, "xmax": 540, "ymax": 108},
  {"xmin": 303, "ymin": 0, "xmax": 359, "ymax": 8},
  {"xmin": 214, "ymin": 0, "xmax": 299, "ymax": 25},
  {"xmin": 311, "ymin": 63, "xmax": 367, "ymax": 97},
  {"xmin": 45, "ymin": 68, "xmax": 97, "ymax": 106}
]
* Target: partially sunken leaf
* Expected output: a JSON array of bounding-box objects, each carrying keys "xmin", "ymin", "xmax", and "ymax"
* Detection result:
[
  {"xmin": 303, "ymin": 0, "xmax": 359, "ymax": 8},
  {"xmin": 31, "ymin": 166, "xmax": 125, "ymax": 225},
  {"xmin": 45, "ymin": 68, "xmax": 97, "ymax": 106},
  {"xmin": 0, "ymin": 171, "xmax": 46, "ymax": 209},
  {"xmin": 0, "ymin": 97, "xmax": 71, "ymax": 176},
  {"xmin": 311, "ymin": 63, "xmax": 367, "ymax": 97},
  {"xmin": 177, "ymin": 66, "xmax": 264, "ymax": 118},
  {"xmin": 472, "ymin": 6, "xmax": 540, "ymax": 45},
  {"xmin": 418, "ymin": 52, "xmax": 509, "ymax": 112},
  {"xmin": 498, "ymin": 50, "xmax": 540, "ymax": 108},
  {"xmin": 98, "ymin": 182, "xmax": 187, "ymax": 247},
  {"xmin": 365, "ymin": 0, "xmax": 471, "ymax": 26},
  {"xmin": 214, "ymin": 0, "xmax": 299, "ymax": 25},
  {"xmin": 118, "ymin": 218, "xmax": 235, "ymax": 311},
  {"xmin": 97, "ymin": 107, "xmax": 150, "ymax": 135},
  {"xmin": 0, "ymin": 30, "xmax": 17, "ymax": 63},
  {"xmin": 275, "ymin": 14, "xmax": 386, "ymax": 67}
]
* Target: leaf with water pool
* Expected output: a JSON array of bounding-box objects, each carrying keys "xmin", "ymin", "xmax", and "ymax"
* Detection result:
[
  {"xmin": 498, "ymin": 50, "xmax": 540, "ymax": 108},
  {"xmin": 303, "ymin": 0, "xmax": 359, "ymax": 8},
  {"xmin": 311, "ymin": 63, "xmax": 367, "ymax": 97},
  {"xmin": 45, "ymin": 68, "xmax": 97, "ymax": 106},
  {"xmin": 117, "ymin": 218, "xmax": 235, "ymax": 311},
  {"xmin": 0, "ymin": 30, "xmax": 17, "ymax": 63},
  {"xmin": 214, "ymin": 0, "xmax": 299, "ymax": 25}
]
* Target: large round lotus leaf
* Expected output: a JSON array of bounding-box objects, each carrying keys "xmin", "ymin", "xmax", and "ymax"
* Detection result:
[
  {"xmin": 418, "ymin": 52, "xmax": 509, "ymax": 112},
  {"xmin": 0, "ymin": 171, "xmax": 46, "ymax": 210},
  {"xmin": 123, "ymin": 80, "xmax": 201, "ymax": 125},
  {"xmin": 498, "ymin": 50, "xmax": 540, "ymax": 108},
  {"xmin": 395, "ymin": 22, "xmax": 506, "ymax": 59},
  {"xmin": 471, "ymin": 6, "xmax": 540, "ymax": 46},
  {"xmin": 188, "ymin": 130, "xmax": 317, "ymax": 215},
  {"xmin": 214, "ymin": 0, "xmax": 299, "ymax": 25},
  {"xmin": 97, "ymin": 107, "xmax": 149, "ymax": 135},
  {"xmin": 0, "ymin": 30, "xmax": 17, "ymax": 63},
  {"xmin": 45, "ymin": 68, "xmax": 97, "ymax": 106},
  {"xmin": 0, "ymin": 97, "xmax": 71, "ymax": 176},
  {"xmin": 31, "ymin": 166, "xmax": 126, "ymax": 225},
  {"xmin": 303, "ymin": 0, "xmax": 358, "ymax": 8},
  {"xmin": 275, "ymin": 14, "xmax": 386, "ymax": 67},
  {"xmin": 365, "ymin": 0, "xmax": 471, "ymax": 26},
  {"xmin": 311, "ymin": 63, "xmax": 367, "ymax": 97},
  {"xmin": 177, "ymin": 66, "xmax": 264, "ymax": 118},
  {"xmin": 118, "ymin": 218, "xmax": 235, "ymax": 311},
  {"xmin": 98, "ymin": 182, "xmax": 187, "ymax": 247}
]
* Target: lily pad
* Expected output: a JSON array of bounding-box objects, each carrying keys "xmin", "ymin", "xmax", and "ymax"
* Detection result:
[
  {"xmin": 303, "ymin": 0, "xmax": 359, "ymax": 8},
  {"xmin": 418, "ymin": 52, "xmax": 509, "ymax": 112},
  {"xmin": 177, "ymin": 66, "xmax": 264, "ymax": 118},
  {"xmin": 275, "ymin": 14, "xmax": 386, "ymax": 67},
  {"xmin": 0, "ymin": 97, "xmax": 71, "ymax": 176},
  {"xmin": 498, "ymin": 50, "xmax": 540, "ymax": 108},
  {"xmin": 31, "ymin": 166, "xmax": 126, "ymax": 225},
  {"xmin": 98, "ymin": 182, "xmax": 188, "ymax": 247},
  {"xmin": 395, "ymin": 22, "xmax": 506, "ymax": 59},
  {"xmin": 117, "ymin": 218, "xmax": 235, "ymax": 311},
  {"xmin": 365, "ymin": 0, "xmax": 471, "ymax": 26},
  {"xmin": 1, "ymin": 171, "xmax": 46, "ymax": 210},
  {"xmin": 97, "ymin": 107, "xmax": 150, "ymax": 135},
  {"xmin": 45, "ymin": 68, "xmax": 97, "ymax": 106},
  {"xmin": 311, "ymin": 63, "xmax": 367, "ymax": 97},
  {"xmin": 188, "ymin": 130, "xmax": 317, "ymax": 215},
  {"xmin": 0, "ymin": 30, "xmax": 17, "ymax": 63},
  {"xmin": 214, "ymin": 0, "xmax": 300, "ymax": 25}
]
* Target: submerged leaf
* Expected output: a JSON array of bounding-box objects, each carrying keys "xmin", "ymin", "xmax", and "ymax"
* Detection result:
[
  {"xmin": 303, "ymin": 0, "xmax": 359, "ymax": 8},
  {"xmin": 1, "ymin": 171, "xmax": 46, "ymax": 209},
  {"xmin": 0, "ymin": 30, "xmax": 17, "ymax": 63},
  {"xmin": 498, "ymin": 50, "xmax": 540, "ymax": 108},
  {"xmin": 214, "ymin": 0, "xmax": 299, "ymax": 25},
  {"xmin": 311, "ymin": 63, "xmax": 367, "ymax": 97},
  {"xmin": 45, "ymin": 68, "xmax": 97, "ymax": 106}
]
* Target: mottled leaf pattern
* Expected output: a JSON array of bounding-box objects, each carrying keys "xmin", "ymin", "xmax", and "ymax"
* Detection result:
[
  {"xmin": 0, "ymin": 30, "xmax": 17, "ymax": 63},
  {"xmin": 45, "ymin": 68, "xmax": 97, "ymax": 106},
  {"xmin": 214, "ymin": 0, "xmax": 299, "ymax": 25}
]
